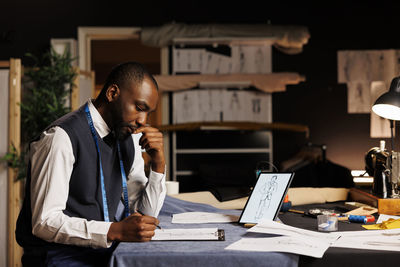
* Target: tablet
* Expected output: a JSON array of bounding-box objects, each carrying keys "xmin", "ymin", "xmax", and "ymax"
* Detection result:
[{"xmin": 238, "ymin": 172, "xmax": 294, "ymax": 224}]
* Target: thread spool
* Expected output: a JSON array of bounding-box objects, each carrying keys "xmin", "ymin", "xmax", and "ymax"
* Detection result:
[{"xmin": 348, "ymin": 215, "xmax": 375, "ymax": 223}]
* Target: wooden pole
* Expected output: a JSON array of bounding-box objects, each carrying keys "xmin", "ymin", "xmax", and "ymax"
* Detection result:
[
  {"xmin": 7, "ymin": 58, "xmax": 23, "ymax": 267},
  {"xmin": 71, "ymin": 67, "xmax": 80, "ymax": 111},
  {"xmin": 91, "ymin": 70, "xmax": 96, "ymax": 98}
]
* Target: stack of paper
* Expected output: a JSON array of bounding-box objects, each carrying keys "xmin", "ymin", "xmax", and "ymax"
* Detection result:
[
  {"xmin": 224, "ymin": 219, "xmax": 400, "ymax": 258},
  {"xmin": 225, "ymin": 220, "xmax": 337, "ymax": 258},
  {"xmin": 172, "ymin": 212, "xmax": 239, "ymax": 224}
]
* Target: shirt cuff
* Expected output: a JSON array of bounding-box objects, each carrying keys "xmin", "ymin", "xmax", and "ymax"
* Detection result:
[
  {"xmin": 148, "ymin": 166, "xmax": 166, "ymax": 184},
  {"xmin": 89, "ymin": 221, "xmax": 113, "ymax": 248}
]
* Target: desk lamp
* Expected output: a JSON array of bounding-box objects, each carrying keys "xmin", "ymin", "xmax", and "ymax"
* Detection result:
[{"xmin": 372, "ymin": 76, "xmax": 400, "ymax": 198}]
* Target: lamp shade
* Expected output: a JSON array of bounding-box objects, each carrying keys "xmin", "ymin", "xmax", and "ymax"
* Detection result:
[{"xmin": 372, "ymin": 76, "xmax": 400, "ymax": 121}]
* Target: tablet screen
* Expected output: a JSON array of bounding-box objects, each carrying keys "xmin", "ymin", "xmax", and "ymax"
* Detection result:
[{"xmin": 239, "ymin": 172, "xmax": 294, "ymax": 224}]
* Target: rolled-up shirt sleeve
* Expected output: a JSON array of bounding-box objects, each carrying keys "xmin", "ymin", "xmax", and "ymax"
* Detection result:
[
  {"xmin": 127, "ymin": 133, "xmax": 166, "ymax": 217},
  {"xmin": 30, "ymin": 127, "xmax": 112, "ymax": 248}
]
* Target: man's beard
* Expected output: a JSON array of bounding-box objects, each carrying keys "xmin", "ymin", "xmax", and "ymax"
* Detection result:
[{"xmin": 113, "ymin": 122, "xmax": 137, "ymax": 141}]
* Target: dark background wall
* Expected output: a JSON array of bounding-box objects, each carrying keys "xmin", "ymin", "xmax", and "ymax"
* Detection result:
[{"xmin": 2, "ymin": 0, "xmax": 400, "ymax": 171}]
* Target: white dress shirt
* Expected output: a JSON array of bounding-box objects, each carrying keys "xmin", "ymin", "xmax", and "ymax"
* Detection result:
[{"xmin": 29, "ymin": 100, "xmax": 166, "ymax": 248}]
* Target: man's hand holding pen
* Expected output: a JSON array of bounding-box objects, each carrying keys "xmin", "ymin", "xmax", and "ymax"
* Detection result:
[{"xmin": 107, "ymin": 212, "xmax": 161, "ymax": 242}]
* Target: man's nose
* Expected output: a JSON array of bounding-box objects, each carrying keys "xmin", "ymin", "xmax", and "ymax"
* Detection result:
[{"xmin": 137, "ymin": 112, "xmax": 147, "ymax": 126}]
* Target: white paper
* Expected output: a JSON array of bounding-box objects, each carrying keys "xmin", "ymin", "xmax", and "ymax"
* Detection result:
[
  {"xmin": 346, "ymin": 81, "xmax": 372, "ymax": 114},
  {"xmin": 225, "ymin": 236, "xmax": 330, "ymax": 258},
  {"xmin": 172, "ymin": 212, "xmax": 239, "ymax": 224},
  {"xmin": 201, "ymin": 51, "xmax": 233, "ymax": 74},
  {"xmin": 377, "ymin": 214, "xmax": 400, "ymax": 224},
  {"xmin": 173, "ymin": 48, "xmax": 204, "ymax": 73},
  {"xmin": 249, "ymin": 219, "xmax": 340, "ymax": 243},
  {"xmin": 172, "ymin": 90, "xmax": 200, "ymax": 123},
  {"xmin": 338, "ymin": 50, "xmax": 399, "ymax": 83},
  {"xmin": 248, "ymin": 92, "xmax": 272, "ymax": 123},
  {"xmin": 332, "ymin": 235, "xmax": 400, "ymax": 252},
  {"xmin": 334, "ymin": 228, "xmax": 400, "ymax": 238},
  {"xmin": 231, "ymin": 45, "xmax": 272, "ymax": 74},
  {"xmin": 222, "ymin": 90, "xmax": 248, "ymax": 121},
  {"xmin": 152, "ymin": 228, "xmax": 220, "ymax": 241},
  {"xmin": 370, "ymin": 80, "xmax": 392, "ymax": 138}
]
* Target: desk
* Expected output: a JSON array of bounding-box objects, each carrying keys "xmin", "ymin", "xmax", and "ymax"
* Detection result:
[
  {"xmin": 109, "ymin": 196, "xmax": 298, "ymax": 267},
  {"xmin": 109, "ymin": 198, "xmax": 400, "ymax": 267},
  {"xmin": 279, "ymin": 202, "xmax": 400, "ymax": 267}
]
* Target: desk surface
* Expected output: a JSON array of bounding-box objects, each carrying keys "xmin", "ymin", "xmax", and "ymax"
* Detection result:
[
  {"xmin": 279, "ymin": 202, "xmax": 400, "ymax": 267},
  {"xmin": 109, "ymin": 196, "xmax": 298, "ymax": 267},
  {"xmin": 110, "ymin": 198, "xmax": 400, "ymax": 267}
]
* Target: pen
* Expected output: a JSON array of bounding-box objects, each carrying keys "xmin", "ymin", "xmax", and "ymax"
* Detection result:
[{"xmin": 136, "ymin": 210, "xmax": 162, "ymax": 229}]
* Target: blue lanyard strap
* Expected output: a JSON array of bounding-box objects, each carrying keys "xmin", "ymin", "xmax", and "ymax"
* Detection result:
[
  {"xmin": 117, "ymin": 142, "xmax": 130, "ymax": 219},
  {"xmin": 84, "ymin": 103, "xmax": 130, "ymax": 222}
]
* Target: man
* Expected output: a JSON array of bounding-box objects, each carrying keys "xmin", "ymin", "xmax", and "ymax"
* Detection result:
[{"xmin": 16, "ymin": 62, "xmax": 166, "ymax": 266}]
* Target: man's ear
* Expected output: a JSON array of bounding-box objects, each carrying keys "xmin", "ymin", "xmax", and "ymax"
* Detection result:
[{"xmin": 106, "ymin": 84, "xmax": 120, "ymax": 102}]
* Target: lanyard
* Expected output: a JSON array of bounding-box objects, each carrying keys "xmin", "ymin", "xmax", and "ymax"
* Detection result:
[{"xmin": 84, "ymin": 103, "xmax": 130, "ymax": 221}]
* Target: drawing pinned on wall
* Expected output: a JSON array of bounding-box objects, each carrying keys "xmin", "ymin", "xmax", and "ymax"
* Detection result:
[
  {"xmin": 337, "ymin": 49, "xmax": 400, "ymax": 116},
  {"xmin": 173, "ymin": 48, "xmax": 204, "ymax": 73},
  {"xmin": 231, "ymin": 45, "xmax": 272, "ymax": 74},
  {"xmin": 173, "ymin": 89, "xmax": 272, "ymax": 124},
  {"xmin": 338, "ymin": 50, "xmax": 399, "ymax": 83},
  {"xmin": 201, "ymin": 51, "xmax": 232, "ymax": 74},
  {"xmin": 222, "ymin": 90, "xmax": 247, "ymax": 121},
  {"xmin": 173, "ymin": 45, "xmax": 272, "ymax": 74},
  {"xmin": 249, "ymin": 92, "xmax": 272, "ymax": 123},
  {"xmin": 197, "ymin": 89, "xmax": 223, "ymax": 122},
  {"xmin": 173, "ymin": 90, "xmax": 200, "ymax": 123},
  {"xmin": 347, "ymin": 81, "xmax": 372, "ymax": 113},
  {"xmin": 370, "ymin": 81, "xmax": 392, "ymax": 138}
]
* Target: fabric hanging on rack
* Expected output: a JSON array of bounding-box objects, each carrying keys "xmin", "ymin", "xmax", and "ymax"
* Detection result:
[
  {"xmin": 141, "ymin": 22, "xmax": 310, "ymax": 54},
  {"xmin": 280, "ymin": 143, "xmax": 354, "ymax": 188}
]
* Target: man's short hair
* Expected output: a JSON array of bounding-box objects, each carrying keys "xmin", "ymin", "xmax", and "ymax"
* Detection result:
[{"xmin": 101, "ymin": 62, "xmax": 159, "ymax": 95}]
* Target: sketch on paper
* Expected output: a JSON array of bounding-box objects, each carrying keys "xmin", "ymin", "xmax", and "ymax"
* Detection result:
[
  {"xmin": 248, "ymin": 92, "xmax": 272, "ymax": 123},
  {"xmin": 222, "ymin": 90, "xmax": 248, "ymax": 122},
  {"xmin": 338, "ymin": 50, "xmax": 399, "ymax": 83},
  {"xmin": 346, "ymin": 81, "xmax": 371, "ymax": 113},
  {"xmin": 255, "ymin": 175, "xmax": 278, "ymax": 220},
  {"xmin": 225, "ymin": 236, "xmax": 330, "ymax": 258},
  {"xmin": 173, "ymin": 90, "xmax": 200, "ymax": 123},
  {"xmin": 173, "ymin": 48, "xmax": 204, "ymax": 73},
  {"xmin": 231, "ymin": 45, "xmax": 272, "ymax": 74},
  {"xmin": 370, "ymin": 81, "xmax": 392, "ymax": 138},
  {"xmin": 152, "ymin": 228, "xmax": 220, "ymax": 241},
  {"xmin": 173, "ymin": 89, "xmax": 272, "ymax": 124},
  {"xmin": 201, "ymin": 51, "xmax": 232, "ymax": 74},
  {"xmin": 239, "ymin": 173, "xmax": 292, "ymax": 224}
]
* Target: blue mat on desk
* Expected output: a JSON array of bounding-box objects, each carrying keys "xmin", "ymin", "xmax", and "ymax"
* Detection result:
[{"xmin": 109, "ymin": 195, "xmax": 298, "ymax": 267}]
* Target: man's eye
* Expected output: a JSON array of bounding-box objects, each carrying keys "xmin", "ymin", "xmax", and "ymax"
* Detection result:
[{"xmin": 136, "ymin": 105, "xmax": 144, "ymax": 112}]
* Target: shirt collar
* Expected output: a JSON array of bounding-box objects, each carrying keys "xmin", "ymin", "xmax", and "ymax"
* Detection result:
[{"xmin": 87, "ymin": 99, "xmax": 111, "ymax": 139}]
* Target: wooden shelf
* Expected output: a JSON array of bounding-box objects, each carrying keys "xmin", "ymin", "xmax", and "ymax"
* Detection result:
[
  {"xmin": 153, "ymin": 73, "xmax": 305, "ymax": 93},
  {"xmin": 156, "ymin": 121, "xmax": 309, "ymax": 138}
]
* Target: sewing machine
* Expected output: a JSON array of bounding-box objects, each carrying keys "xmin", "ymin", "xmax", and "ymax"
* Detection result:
[{"xmin": 365, "ymin": 140, "xmax": 400, "ymax": 199}]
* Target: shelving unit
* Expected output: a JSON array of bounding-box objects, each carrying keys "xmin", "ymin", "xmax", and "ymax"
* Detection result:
[
  {"xmin": 172, "ymin": 129, "xmax": 273, "ymax": 180},
  {"xmin": 157, "ymin": 122, "xmax": 309, "ymax": 192},
  {"xmin": 154, "ymin": 36, "xmax": 306, "ymax": 192}
]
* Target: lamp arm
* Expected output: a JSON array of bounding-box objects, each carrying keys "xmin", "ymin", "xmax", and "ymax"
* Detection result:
[{"xmin": 390, "ymin": 120, "xmax": 395, "ymax": 152}]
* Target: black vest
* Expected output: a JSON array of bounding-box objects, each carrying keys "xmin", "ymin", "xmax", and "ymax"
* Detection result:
[{"xmin": 16, "ymin": 104, "xmax": 135, "ymax": 248}]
